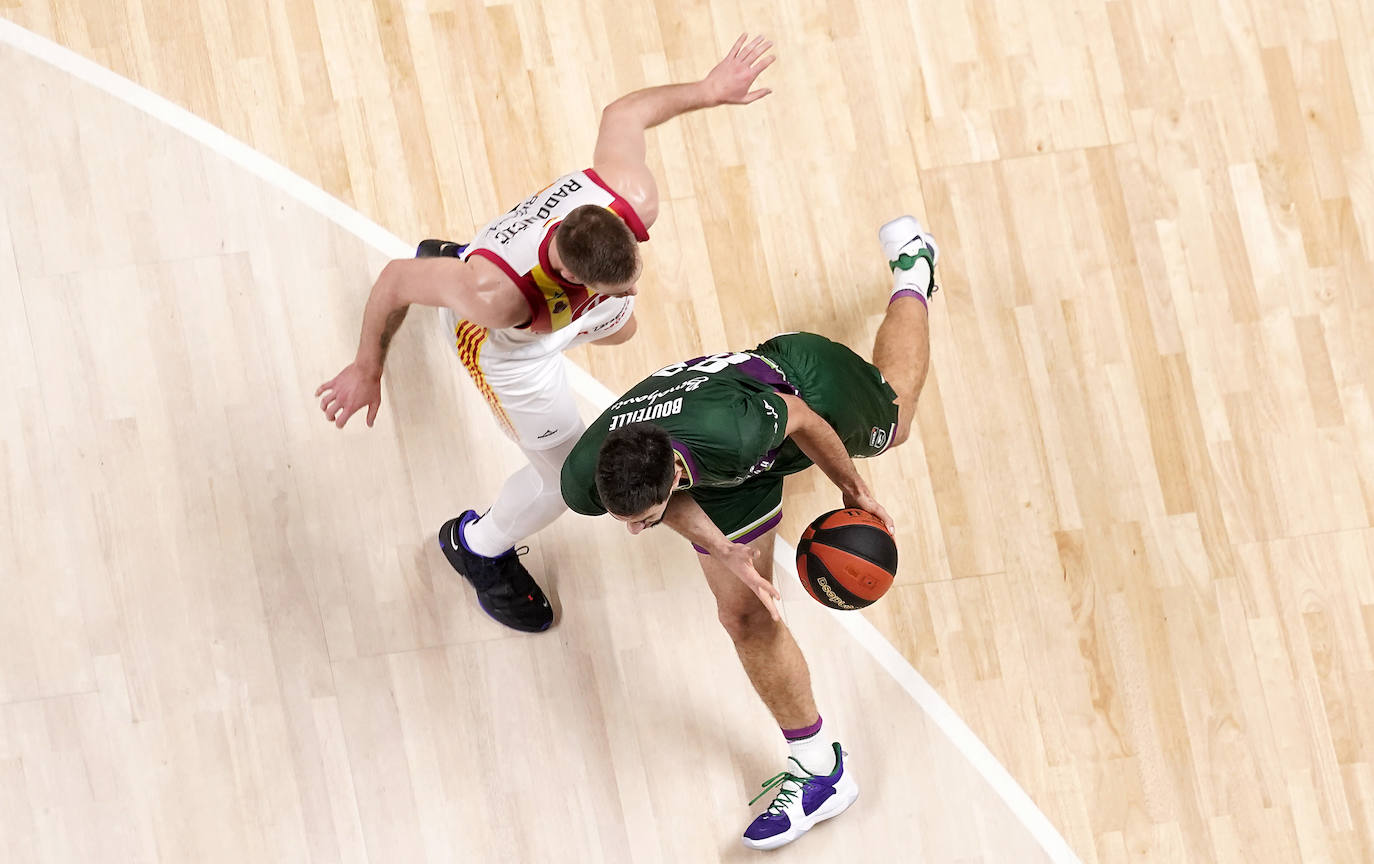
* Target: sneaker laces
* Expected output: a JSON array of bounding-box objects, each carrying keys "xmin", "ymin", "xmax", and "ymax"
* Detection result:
[
  {"xmin": 498, "ymin": 545, "xmax": 531, "ymax": 562},
  {"xmin": 486, "ymin": 546, "xmax": 546, "ymax": 608},
  {"xmin": 748, "ymin": 757, "xmax": 816, "ymax": 812},
  {"xmin": 493, "ymin": 546, "xmax": 532, "ymax": 583}
]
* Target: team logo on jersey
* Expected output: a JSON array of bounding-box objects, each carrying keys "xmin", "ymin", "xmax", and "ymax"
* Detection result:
[{"xmin": 869, "ymin": 426, "xmax": 889, "ymax": 449}]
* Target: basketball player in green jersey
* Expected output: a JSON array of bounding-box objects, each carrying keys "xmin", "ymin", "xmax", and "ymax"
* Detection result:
[{"xmin": 560, "ymin": 216, "xmax": 938, "ymax": 850}]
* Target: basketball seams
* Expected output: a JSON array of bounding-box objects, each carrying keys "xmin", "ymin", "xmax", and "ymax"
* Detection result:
[
  {"xmin": 795, "ymin": 507, "xmax": 898, "ymax": 611},
  {"xmin": 810, "ymin": 524, "xmax": 899, "ymax": 571},
  {"xmin": 805, "ymin": 547, "xmax": 893, "ymax": 604}
]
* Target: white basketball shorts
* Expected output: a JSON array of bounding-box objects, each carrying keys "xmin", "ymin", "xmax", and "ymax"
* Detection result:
[{"xmin": 439, "ymin": 295, "xmax": 633, "ymax": 450}]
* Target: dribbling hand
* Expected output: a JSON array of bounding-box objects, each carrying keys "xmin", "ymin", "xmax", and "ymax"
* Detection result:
[
  {"xmin": 719, "ymin": 542, "xmax": 783, "ymax": 622},
  {"xmin": 315, "ymin": 363, "xmax": 382, "ymax": 428},
  {"xmin": 843, "ymin": 482, "xmax": 895, "ymax": 534},
  {"xmin": 704, "ymin": 34, "xmax": 776, "ymax": 105}
]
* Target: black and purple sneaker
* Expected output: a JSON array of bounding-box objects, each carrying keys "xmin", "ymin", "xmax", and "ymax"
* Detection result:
[
  {"xmin": 438, "ymin": 510, "xmax": 552, "ymax": 633},
  {"xmin": 415, "ymin": 239, "xmax": 467, "ymax": 258},
  {"xmin": 742, "ymin": 742, "xmax": 859, "ymax": 850}
]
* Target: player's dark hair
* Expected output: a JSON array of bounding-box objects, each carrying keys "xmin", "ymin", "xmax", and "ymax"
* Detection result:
[
  {"xmin": 555, "ymin": 205, "xmax": 639, "ymax": 287},
  {"xmin": 595, "ymin": 423, "xmax": 676, "ymax": 517}
]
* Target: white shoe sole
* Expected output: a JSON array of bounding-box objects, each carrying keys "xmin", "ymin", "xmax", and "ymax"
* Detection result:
[
  {"xmin": 740, "ymin": 781, "xmax": 860, "ymax": 851},
  {"xmin": 879, "ymin": 214, "xmax": 922, "ymax": 258},
  {"xmin": 879, "ymin": 215, "xmax": 940, "ymax": 267}
]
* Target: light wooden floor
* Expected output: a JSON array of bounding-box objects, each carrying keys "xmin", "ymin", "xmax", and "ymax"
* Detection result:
[
  {"xmin": 2, "ymin": 0, "xmax": 1373, "ymax": 862},
  {"xmin": 0, "ymin": 36, "xmax": 1055, "ymax": 864}
]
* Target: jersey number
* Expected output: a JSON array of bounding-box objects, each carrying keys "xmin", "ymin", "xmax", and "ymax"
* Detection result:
[{"xmin": 650, "ymin": 352, "xmax": 751, "ymax": 378}]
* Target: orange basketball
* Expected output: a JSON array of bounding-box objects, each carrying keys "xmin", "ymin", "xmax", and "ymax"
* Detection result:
[{"xmin": 795, "ymin": 508, "xmax": 898, "ymax": 610}]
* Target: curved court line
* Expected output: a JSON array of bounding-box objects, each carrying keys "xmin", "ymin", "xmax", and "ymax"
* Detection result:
[{"xmin": 0, "ymin": 19, "xmax": 1080, "ymax": 863}]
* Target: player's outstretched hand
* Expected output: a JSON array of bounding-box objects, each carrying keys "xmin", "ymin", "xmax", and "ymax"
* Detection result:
[
  {"xmin": 719, "ymin": 543, "xmax": 782, "ymax": 621},
  {"xmin": 315, "ymin": 363, "xmax": 382, "ymax": 429},
  {"xmin": 843, "ymin": 482, "xmax": 896, "ymax": 534},
  {"xmin": 704, "ymin": 34, "xmax": 775, "ymax": 105}
]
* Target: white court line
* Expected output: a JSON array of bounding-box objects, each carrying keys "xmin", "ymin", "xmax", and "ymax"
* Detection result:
[{"xmin": 0, "ymin": 19, "xmax": 1080, "ymax": 864}]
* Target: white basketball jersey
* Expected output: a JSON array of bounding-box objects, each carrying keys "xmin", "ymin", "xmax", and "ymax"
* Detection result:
[{"xmin": 460, "ymin": 168, "xmax": 649, "ymax": 345}]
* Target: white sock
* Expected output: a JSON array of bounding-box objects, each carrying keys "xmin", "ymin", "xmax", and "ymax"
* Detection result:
[
  {"xmin": 784, "ymin": 716, "xmax": 837, "ymax": 776},
  {"xmin": 461, "ymin": 437, "xmax": 577, "ymax": 558}
]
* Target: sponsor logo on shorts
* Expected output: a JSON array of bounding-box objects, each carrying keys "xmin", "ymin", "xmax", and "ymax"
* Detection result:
[
  {"xmin": 869, "ymin": 426, "xmax": 889, "ymax": 449},
  {"xmin": 815, "ymin": 577, "xmax": 856, "ymax": 610},
  {"xmin": 723, "ymin": 452, "xmax": 777, "ymax": 487}
]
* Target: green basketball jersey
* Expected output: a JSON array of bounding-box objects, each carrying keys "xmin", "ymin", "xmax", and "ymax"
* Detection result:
[{"xmin": 560, "ymin": 351, "xmax": 813, "ymax": 516}]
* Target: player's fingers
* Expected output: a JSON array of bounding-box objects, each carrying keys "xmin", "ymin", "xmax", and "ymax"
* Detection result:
[
  {"xmin": 741, "ymin": 88, "xmax": 772, "ymax": 104},
  {"xmin": 757, "ymin": 586, "xmax": 781, "ymax": 622},
  {"xmin": 336, "ymin": 404, "xmax": 358, "ymax": 429},
  {"xmin": 729, "ymin": 33, "xmax": 746, "ymax": 58},
  {"xmin": 314, "ymin": 382, "xmax": 329, "ymax": 397},
  {"xmin": 873, "ymin": 502, "xmax": 895, "ymax": 531},
  {"xmin": 752, "ymin": 54, "xmax": 776, "ymax": 74},
  {"xmin": 366, "ymin": 400, "xmax": 379, "ymax": 427},
  {"xmin": 743, "ymin": 39, "xmax": 772, "ymax": 64}
]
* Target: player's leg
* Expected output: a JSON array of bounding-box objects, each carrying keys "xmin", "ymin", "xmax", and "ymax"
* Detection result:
[
  {"xmin": 436, "ymin": 320, "xmax": 584, "ymax": 632},
  {"xmin": 691, "ymin": 486, "xmax": 859, "ymax": 850},
  {"xmin": 462, "ymin": 433, "xmax": 577, "ymax": 554},
  {"xmin": 871, "ymin": 216, "xmax": 938, "ymax": 448},
  {"xmin": 698, "ymin": 528, "xmax": 818, "ymax": 730},
  {"xmin": 439, "ymin": 435, "xmax": 571, "ymax": 632}
]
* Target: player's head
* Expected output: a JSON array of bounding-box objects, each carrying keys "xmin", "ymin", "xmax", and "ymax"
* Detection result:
[
  {"xmin": 555, "ymin": 205, "xmax": 642, "ymax": 295},
  {"xmin": 596, "ymin": 422, "xmax": 680, "ymax": 534}
]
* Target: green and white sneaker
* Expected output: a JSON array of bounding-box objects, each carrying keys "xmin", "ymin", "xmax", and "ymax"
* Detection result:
[{"xmin": 879, "ymin": 215, "xmax": 938, "ymax": 305}]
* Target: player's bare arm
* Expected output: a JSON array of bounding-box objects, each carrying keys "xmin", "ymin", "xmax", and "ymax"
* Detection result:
[
  {"xmin": 592, "ymin": 33, "xmax": 776, "ymax": 225},
  {"xmin": 315, "ymin": 257, "xmax": 526, "ymax": 429},
  {"xmin": 778, "ymin": 394, "xmax": 895, "ymax": 531},
  {"xmin": 662, "ymin": 493, "xmax": 782, "ymax": 621}
]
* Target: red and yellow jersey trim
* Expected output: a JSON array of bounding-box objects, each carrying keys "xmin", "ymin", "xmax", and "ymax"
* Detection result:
[
  {"xmin": 452, "ymin": 319, "xmax": 516, "ymax": 439},
  {"xmin": 585, "ymin": 169, "xmax": 650, "ymax": 241},
  {"xmin": 466, "ymin": 168, "xmax": 648, "ymax": 335}
]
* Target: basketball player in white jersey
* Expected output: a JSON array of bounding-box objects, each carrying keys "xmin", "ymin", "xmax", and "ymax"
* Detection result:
[{"xmin": 315, "ymin": 35, "xmax": 775, "ymax": 632}]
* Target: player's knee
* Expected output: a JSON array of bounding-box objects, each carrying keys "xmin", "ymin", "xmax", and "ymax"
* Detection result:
[{"xmin": 716, "ymin": 601, "xmax": 776, "ymax": 642}]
